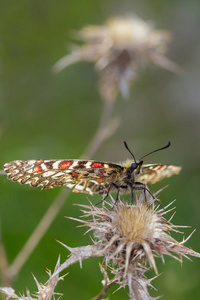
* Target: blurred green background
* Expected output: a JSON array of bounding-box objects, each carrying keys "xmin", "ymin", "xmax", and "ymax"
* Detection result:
[{"xmin": 0, "ymin": 0, "xmax": 200, "ymax": 299}]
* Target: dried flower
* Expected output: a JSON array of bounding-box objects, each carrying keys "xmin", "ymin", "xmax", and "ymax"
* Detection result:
[
  {"xmin": 79, "ymin": 199, "xmax": 199, "ymax": 273},
  {"xmin": 53, "ymin": 16, "xmax": 183, "ymax": 101},
  {"xmin": 64, "ymin": 196, "xmax": 200, "ymax": 299}
]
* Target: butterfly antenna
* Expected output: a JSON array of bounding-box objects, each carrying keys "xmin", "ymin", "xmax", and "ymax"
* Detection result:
[
  {"xmin": 139, "ymin": 141, "xmax": 171, "ymax": 161},
  {"xmin": 124, "ymin": 141, "xmax": 137, "ymax": 163}
]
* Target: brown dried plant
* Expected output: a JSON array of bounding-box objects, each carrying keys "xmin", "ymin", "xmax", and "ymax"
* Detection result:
[{"xmin": 53, "ymin": 15, "xmax": 183, "ymax": 102}]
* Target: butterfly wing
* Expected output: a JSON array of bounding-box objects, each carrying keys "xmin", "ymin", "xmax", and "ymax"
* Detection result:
[
  {"xmin": 138, "ymin": 164, "xmax": 182, "ymax": 184},
  {"xmin": 4, "ymin": 159, "xmax": 124, "ymax": 195}
]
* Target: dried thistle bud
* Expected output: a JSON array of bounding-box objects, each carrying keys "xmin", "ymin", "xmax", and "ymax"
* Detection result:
[{"xmin": 53, "ymin": 16, "xmax": 183, "ymax": 101}]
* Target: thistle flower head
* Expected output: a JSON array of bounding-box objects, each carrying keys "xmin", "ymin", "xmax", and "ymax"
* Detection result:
[
  {"xmin": 78, "ymin": 197, "xmax": 200, "ymax": 278},
  {"xmin": 53, "ymin": 15, "xmax": 183, "ymax": 101}
]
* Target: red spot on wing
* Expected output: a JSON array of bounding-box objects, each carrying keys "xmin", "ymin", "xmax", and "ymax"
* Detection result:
[
  {"xmin": 60, "ymin": 161, "xmax": 72, "ymax": 169},
  {"xmin": 72, "ymin": 172, "xmax": 78, "ymax": 175},
  {"xmin": 33, "ymin": 165, "xmax": 43, "ymax": 173},
  {"xmin": 57, "ymin": 182, "xmax": 63, "ymax": 186},
  {"xmin": 92, "ymin": 162, "xmax": 103, "ymax": 168},
  {"xmin": 155, "ymin": 166, "xmax": 163, "ymax": 171},
  {"xmin": 73, "ymin": 189, "xmax": 90, "ymax": 194},
  {"xmin": 98, "ymin": 174, "xmax": 104, "ymax": 177},
  {"xmin": 96, "ymin": 179, "xmax": 103, "ymax": 183}
]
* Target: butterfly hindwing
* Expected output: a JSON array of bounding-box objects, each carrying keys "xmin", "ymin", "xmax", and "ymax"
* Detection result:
[{"xmin": 138, "ymin": 164, "xmax": 182, "ymax": 184}]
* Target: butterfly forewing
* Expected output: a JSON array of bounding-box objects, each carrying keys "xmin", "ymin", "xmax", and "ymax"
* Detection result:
[
  {"xmin": 4, "ymin": 158, "xmax": 181, "ymax": 195},
  {"xmin": 3, "ymin": 159, "xmax": 124, "ymax": 195}
]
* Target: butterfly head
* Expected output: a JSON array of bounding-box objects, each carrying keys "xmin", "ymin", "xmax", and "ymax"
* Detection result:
[
  {"xmin": 130, "ymin": 160, "xmax": 143, "ymax": 173},
  {"xmin": 124, "ymin": 140, "xmax": 171, "ymax": 176}
]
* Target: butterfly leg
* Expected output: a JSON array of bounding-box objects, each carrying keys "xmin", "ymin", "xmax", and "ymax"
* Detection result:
[
  {"xmin": 95, "ymin": 184, "xmax": 114, "ymax": 206},
  {"xmin": 111, "ymin": 184, "xmax": 121, "ymax": 210},
  {"xmin": 103, "ymin": 183, "xmax": 120, "ymax": 201},
  {"xmin": 134, "ymin": 182, "xmax": 164, "ymax": 208},
  {"xmin": 96, "ymin": 184, "xmax": 121, "ymax": 209},
  {"xmin": 116, "ymin": 185, "xmax": 120, "ymax": 202},
  {"xmin": 128, "ymin": 183, "xmax": 134, "ymax": 204},
  {"xmin": 104, "ymin": 184, "xmax": 113, "ymax": 201}
]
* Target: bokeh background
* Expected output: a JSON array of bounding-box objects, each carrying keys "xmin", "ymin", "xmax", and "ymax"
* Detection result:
[{"xmin": 0, "ymin": 0, "xmax": 200, "ymax": 299}]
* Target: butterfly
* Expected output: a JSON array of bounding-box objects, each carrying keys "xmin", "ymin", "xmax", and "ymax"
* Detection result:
[{"xmin": 3, "ymin": 141, "xmax": 181, "ymax": 201}]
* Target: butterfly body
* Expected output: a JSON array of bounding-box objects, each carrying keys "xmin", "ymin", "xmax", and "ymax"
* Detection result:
[{"xmin": 3, "ymin": 158, "xmax": 182, "ymax": 196}]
